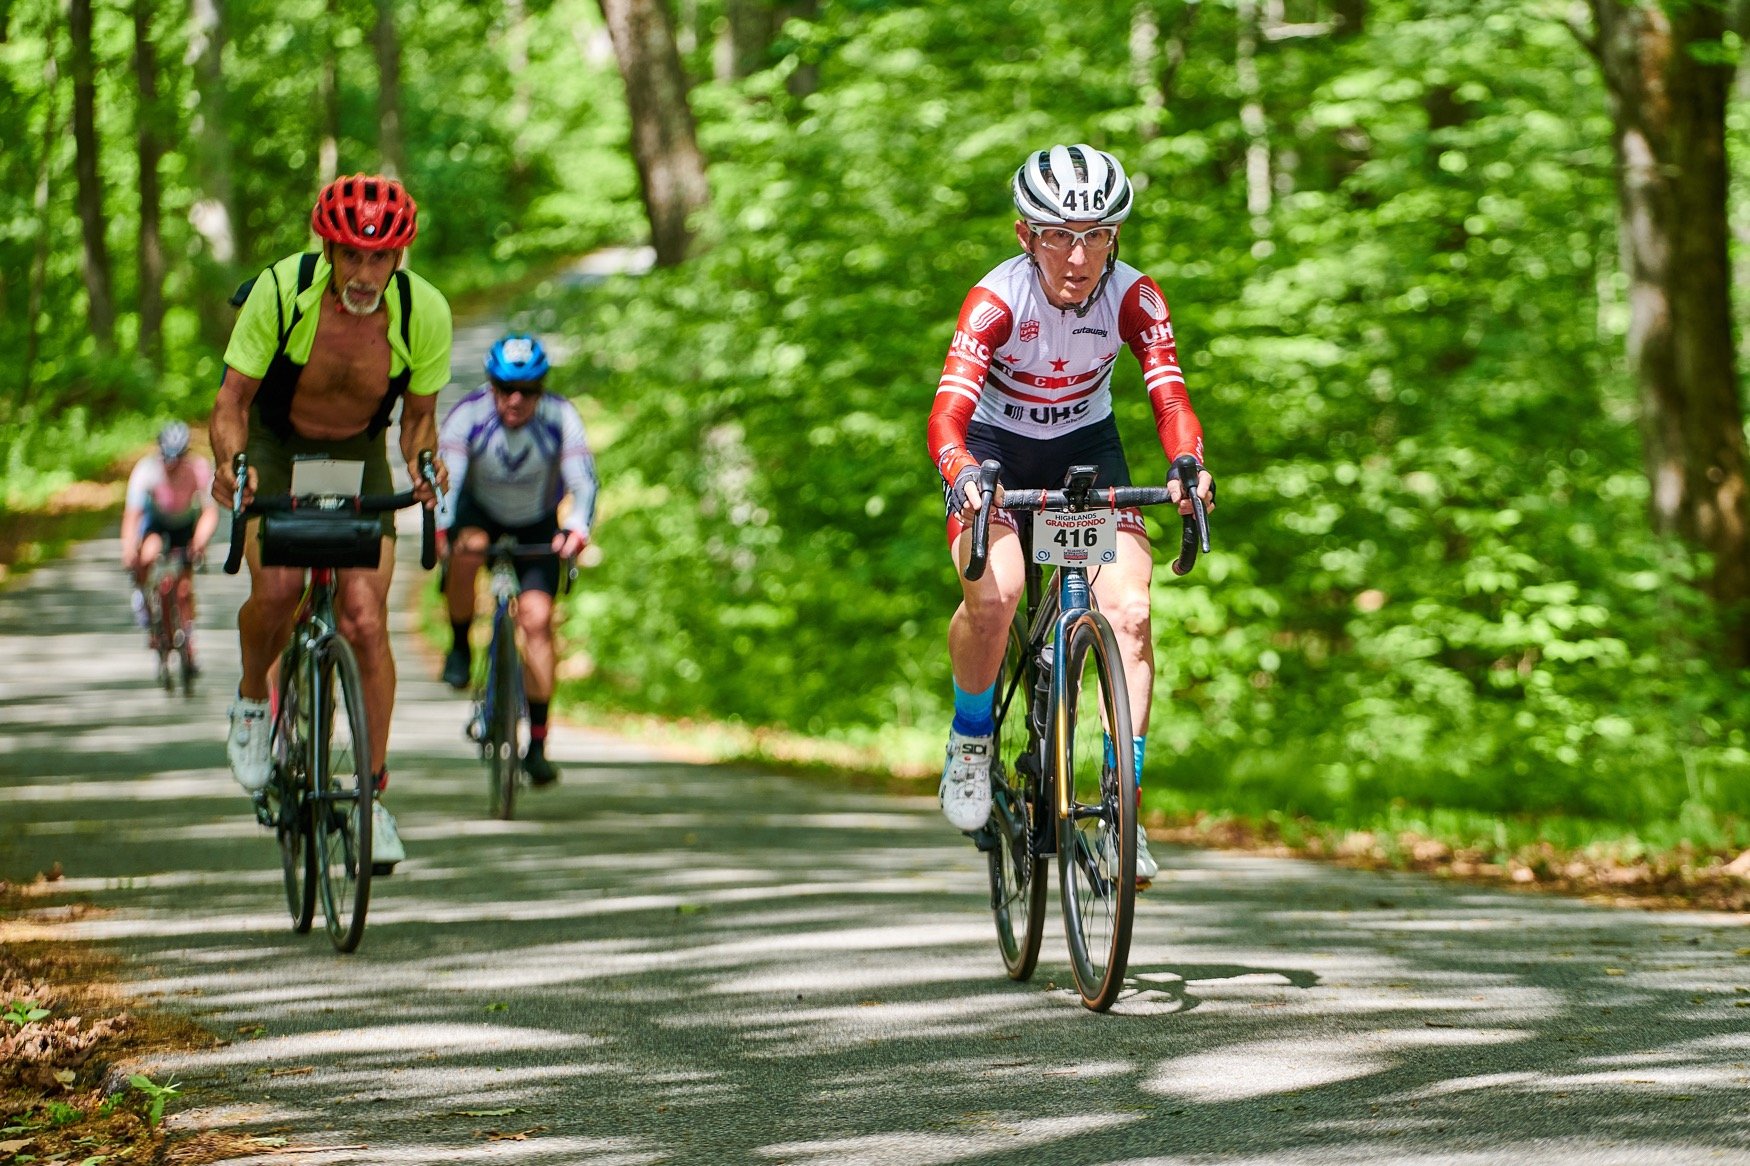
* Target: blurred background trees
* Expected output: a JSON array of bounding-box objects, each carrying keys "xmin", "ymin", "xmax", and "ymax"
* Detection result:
[{"xmin": 4, "ymin": 0, "xmax": 1747, "ymax": 845}]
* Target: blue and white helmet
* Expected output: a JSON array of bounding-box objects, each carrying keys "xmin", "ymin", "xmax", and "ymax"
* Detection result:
[
  {"xmin": 1011, "ymin": 143, "xmax": 1133, "ymax": 226},
  {"xmin": 485, "ymin": 334, "xmax": 550, "ymax": 385},
  {"xmin": 157, "ymin": 421, "xmax": 190, "ymax": 459}
]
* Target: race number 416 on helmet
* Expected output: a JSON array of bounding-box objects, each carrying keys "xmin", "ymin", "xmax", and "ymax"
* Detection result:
[
  {"xmin": 1011, "ymin": 143, "xmax": 1133, "ymax": 226},
  {"xmin": 311, "ymin": 174, "xmax": 418, "ymax": 250}
]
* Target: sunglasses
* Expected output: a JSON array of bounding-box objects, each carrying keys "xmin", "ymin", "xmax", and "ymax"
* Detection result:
[
  {"xmin": 492, "ymin": 382, "xmax": 544, "ymax": 398},
  {"xmin": 1028, "ymin": 224, "xmax": 1119, "ymax": 254}
]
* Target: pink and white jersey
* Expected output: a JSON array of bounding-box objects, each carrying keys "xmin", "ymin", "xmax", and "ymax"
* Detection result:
[
  {"xmin": 125, "ymin": 454, "xmax": 214, "ymax": 522},
  {"xmin": 928, "ymin": 255, "xmax": 1202, "ymax": 487}
]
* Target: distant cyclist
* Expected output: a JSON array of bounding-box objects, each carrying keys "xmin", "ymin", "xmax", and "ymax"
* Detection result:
[
  {"xmin": 928, "ymin": 143, "xmax": 1215, "ymax": 886},
  {"xmin": 437, "ymin": 334, "xmax": 598, "ymax": 787},
  {"xmin": 121, "ymin": 422, "xmax": 218, "ymax": 662}
]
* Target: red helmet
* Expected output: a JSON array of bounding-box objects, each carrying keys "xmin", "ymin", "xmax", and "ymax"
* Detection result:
[{"xmin": 311, "ymin": 174, "xmax": 418, "ymax": 250}]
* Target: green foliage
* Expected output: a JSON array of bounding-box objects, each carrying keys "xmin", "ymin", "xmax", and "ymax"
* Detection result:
[
  {"xmin": 2, "ymin": 1000, "xmax": 51, "ymax": 1026},
  {"xmin": 124, "ymin": 1074, "xmax": 179, "ymax": 1131},
  {"xmin": 556, "ymin": 0, "xmax": 1750, "ymax": 836}
]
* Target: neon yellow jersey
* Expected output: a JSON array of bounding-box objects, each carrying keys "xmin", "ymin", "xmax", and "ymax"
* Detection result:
[{"xmin": 223, "ymin": 251, "xmax": 453, "ymax": 398}]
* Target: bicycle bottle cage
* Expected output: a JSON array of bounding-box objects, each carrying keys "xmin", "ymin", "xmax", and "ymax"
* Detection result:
[
  {"xmin": 259, "ymin": 509, "xmax": 383, "ymax": 569},
  {"xmin": 1062, "ymin": 464, "xmax": 1100, "ymax": 510}
]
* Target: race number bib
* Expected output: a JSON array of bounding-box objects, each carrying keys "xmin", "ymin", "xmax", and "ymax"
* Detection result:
[{"xmin": 1033, "ymin": 510, "xmax": 1119, "ymax": 566}]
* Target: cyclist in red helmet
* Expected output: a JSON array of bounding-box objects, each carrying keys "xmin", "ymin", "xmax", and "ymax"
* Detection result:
[{"xmin": 209, "ymin": 173, "xmax": 453, "ymax": 872}]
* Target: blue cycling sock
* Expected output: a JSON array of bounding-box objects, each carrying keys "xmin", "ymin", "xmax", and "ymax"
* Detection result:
[
  {"xmin": 950, "ymin": 679, "xmax": 996, "ymax": 737},
  {"xmin": 1103, "ymin": 734, "xmax": 1149, "ymax": 787}
]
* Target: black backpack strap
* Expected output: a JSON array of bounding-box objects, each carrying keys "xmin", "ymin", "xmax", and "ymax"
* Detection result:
[
  {"xmin": 395, "ymin": 270, "xmax": 411, "ymax": 348},
  {"xmin": 365, "ymin": 271, "xmax": 416, "ymax": 439}
]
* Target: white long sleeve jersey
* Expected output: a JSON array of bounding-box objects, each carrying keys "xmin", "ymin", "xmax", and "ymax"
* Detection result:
[{"xmin": 438, "ymin": 387, "xmax": 599, "ymax": 534}]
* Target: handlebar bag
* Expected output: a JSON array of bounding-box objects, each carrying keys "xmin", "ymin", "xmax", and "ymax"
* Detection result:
[{"xmin": 258, "ymin": 511, "xmax": 383, "ymax": 569}]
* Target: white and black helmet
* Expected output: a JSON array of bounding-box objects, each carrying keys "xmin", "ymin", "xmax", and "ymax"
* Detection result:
[{"xmin": 1011, "ymin": 143, "xmax": 1133, "ymax": 226}]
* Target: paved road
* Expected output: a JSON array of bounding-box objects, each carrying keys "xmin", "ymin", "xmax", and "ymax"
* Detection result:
[{"xmin": 7, "ymin": 375, "xmax": 1750, "ymax": 1160}]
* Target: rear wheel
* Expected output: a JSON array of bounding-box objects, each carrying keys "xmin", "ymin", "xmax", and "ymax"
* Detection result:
[
  {"xmin": 486, "ymin": 611, "xmax": 522, "ymax": 821},
  {"xmin": 1055, "ymin": 612, "xmax": 1136, "ymax": 1012},
  {"xmin": 312, "ymin": 636, "xmax": 373, "ymax": 953},
  {"xmin": 988, "ymin": 619, "xmax": 1047, "ymax": 981},
  {"xmin": 153, "ymin": 581, "xmax": 177, "ymax": 692},
  {"xmin": 272, "ymin": 648, "xmax": 316, "ymax": 934}
]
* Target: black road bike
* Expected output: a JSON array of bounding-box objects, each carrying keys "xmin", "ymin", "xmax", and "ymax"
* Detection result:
[
  {"xmin": 965, "ymin": 454, "xmax": 1209, "ymax": 1011},
  {"xmin": 466, "ymin": 537, "xmax": 576, "ymax": 820},
  {"xmin": 225, "ymin": 451, "xmax": 437, "ymax": 953}
]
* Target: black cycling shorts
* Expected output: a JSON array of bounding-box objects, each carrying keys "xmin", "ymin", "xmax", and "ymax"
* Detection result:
[
  {"xmin": 139, "ymin": 510, "xmax": 197, "ymax": 551},
  {"xmin": 450, "ymin": 492, "xmax": 562, "ymax": 596},
  {"xmin": 943, "ymin": 415, "xmax": 1147, "ymax": 543}
]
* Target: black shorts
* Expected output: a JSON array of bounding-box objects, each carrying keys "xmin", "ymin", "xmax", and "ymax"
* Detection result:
[
  {"xmin": 451, "ymin": 492, "xmax": 562, "ymax": 596},
  {"xmin": 943, "ymin": 416, "xmax": 1147, "ymax": 542},
  {"xmin": 139, "ymin": 511, "xmax": 196, "ymax": 551}
]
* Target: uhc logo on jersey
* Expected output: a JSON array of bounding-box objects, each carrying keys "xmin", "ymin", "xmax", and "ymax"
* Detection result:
[
  {"xmin": 966, "ymin": 301, "xmax": 1006, "ymax": 335},
  {"xmin": 1139, "ymin": 322, "xmax": 1174, "ymax": 347},
  {"xmin": 950, "ymin": 330, "xmax": 990, "ymax": 364},
  {"xmin": 1136, "ymin": 283, "xmax": 1168, "ymax": 322},
  {"xmin": 1018, "ymin": 319, "xmax": 1040, "ymax": 343}
]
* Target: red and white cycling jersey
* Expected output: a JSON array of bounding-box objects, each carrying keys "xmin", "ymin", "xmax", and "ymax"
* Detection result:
[{"xmin": 928, "ymin": 254, "xmax": 1203, "ymax": 486}]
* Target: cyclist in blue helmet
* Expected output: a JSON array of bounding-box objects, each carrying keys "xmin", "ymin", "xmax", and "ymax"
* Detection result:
[
  {"xmin": 436, "ymin": 334, "xmax": 599, "ymax": 786},
  {"xmin": 121, "ymin": 422, "xmax": 218, "ymax": 656}
]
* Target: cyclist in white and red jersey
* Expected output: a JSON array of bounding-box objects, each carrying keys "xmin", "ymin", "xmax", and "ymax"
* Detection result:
[
  {"xmin": 928, "ymin": 143, "xmax": 1215, "ymax": 884},
  {"xmin": 437, "ymin": 334, "xmax": 598, "ymax": 786},
  {"xmin": 121, "ymin": 422, "xmax": 218, "ymax": 658}
]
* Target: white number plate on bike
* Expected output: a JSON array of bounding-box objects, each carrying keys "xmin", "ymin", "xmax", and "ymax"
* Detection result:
[{"xmin": 1033, "ymin": 510, "xmax": 1119, "ymax": 566}]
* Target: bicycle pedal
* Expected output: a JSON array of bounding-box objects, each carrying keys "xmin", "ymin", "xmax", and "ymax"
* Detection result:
[
  {"xmin": 251, "ymin": 793, "xmax": 274, "ymax": 827},
  {"xmin": 370, "ymin": 861, "xmax": 397, "ymax": 877},
  {"xmin": 967, "ymin": 824, "xmax": 1000, "ymax": 853}
]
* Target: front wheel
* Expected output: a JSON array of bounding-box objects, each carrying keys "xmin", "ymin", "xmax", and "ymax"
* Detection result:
[
  {"xmin": 988, "ymin": 619, "xmax": 1047, "ymax": 981},
  {"xmin": 272, "ymin": 647, "xmax": 316, "ymax": 934},
  {"xmin": 486, "ymin": 610, "xmax": 522, "ymax": 821},
  {"xmin": 1055, "ymin": 612, "xmax": 1137, "ymax": 1012},
  {"xmin": 312, "ymin": 636, "xmax": 373, "ymax": 953}
]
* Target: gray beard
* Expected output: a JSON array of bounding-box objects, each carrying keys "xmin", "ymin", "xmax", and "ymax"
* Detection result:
[{"xmin": 339, "ymin": 281, "xmax": 383, "ymax": 316}]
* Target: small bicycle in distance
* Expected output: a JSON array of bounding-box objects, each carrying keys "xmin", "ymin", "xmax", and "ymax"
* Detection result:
[
  {"xmin": 465, "ymin": 535, "xmax": 577, "ymax": 821},
  {"xmin": 224, "ymin": 450, "xmax": 437, "ymax": 953},
  {"xmin": 963, "ymin": 453, "xmax": 1210, "ymax": 1011},
  {"xmin": 144, "ymin": 546, "xmax": 201, "ymax": 695}
]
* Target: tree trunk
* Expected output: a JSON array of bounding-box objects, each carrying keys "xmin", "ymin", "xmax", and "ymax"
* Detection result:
[
  {"xmin": 721, "ymin": 0, "xmax": 775, "ymax": 80},
  {"xmin": 25, "ymin": 39, "xmax": 61, "ymax": 394},
  {"xmin": 318, "ymin": 0, "xmax": 341, "ymax": 183},
  {"xmin": 135, "ymin": 0, "xmax": 166, "ymax": 366},
  {"xmin": 69, "ymin": 0, "xmax": 116, "ymax": 354},
  {"xmin": 1588, "ymin": 0, "xmax": 1749, "ymax": 664},
  {"xmin": 595, "ymin": 0, "xmax": 710, "ymax": 266},
  {"xmin": 372, "ymin": 0, "xmax": 404, "ymax": 177},
  {"xmin": 187, "ymin": 0, "xmax": 238, "ymax": 348},
  {"xmin": 1236, "ymin": 0, "xmax": 1271, "ymax": 243},
  {"xmin": 781, "ymin": 0, "xmax": 819, "ymax": 98},
  {"xmin": 1130, "ymin": 5, "xmax": 1163, "ymax": 142}
]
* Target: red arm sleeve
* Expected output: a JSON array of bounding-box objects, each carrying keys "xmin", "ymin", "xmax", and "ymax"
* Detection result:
[
  {"xmin": 927, "ymin": 286, "xmax": 1012, "ymax": 485},
  {"xmin": 1119, "ymin": 276, "xmax": 1204, "ymax": 466}
]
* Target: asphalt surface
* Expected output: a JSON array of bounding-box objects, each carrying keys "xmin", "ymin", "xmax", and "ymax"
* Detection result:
[{"xmin": 6, "ymin": 328, "xmax": 1750, "ymax": 1163}]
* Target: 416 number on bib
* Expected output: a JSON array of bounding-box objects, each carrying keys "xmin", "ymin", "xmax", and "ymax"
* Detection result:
[{"xmin": 1033, "ymin": 509, "xmax": 1119, "ymax": 566}]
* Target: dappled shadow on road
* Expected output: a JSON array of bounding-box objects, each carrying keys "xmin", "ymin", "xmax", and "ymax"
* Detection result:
[
  {"xmin": 8, "ymin": 547, "xmax": 1750, "ymax": 1164},
  {"xmin": 14, "ymin": 747, "xmax": 1750, "ymax": 1165}
]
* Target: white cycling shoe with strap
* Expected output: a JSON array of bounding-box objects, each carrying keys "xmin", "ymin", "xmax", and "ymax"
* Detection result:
[{"xmin": 939, "ymin": 729, "xmax": 994, "ymax": 832}]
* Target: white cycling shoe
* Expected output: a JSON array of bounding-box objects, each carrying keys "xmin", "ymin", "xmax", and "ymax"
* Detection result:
[
  {"xmin": 939, "ymin": 729, "xmax": 994, "ymax": 832},
  {"xmin": 1136, "ymin": 822, "xmax": 1159, "ymax": 886},
  {"xmin": 371, "ymin": 801, "xmax": 406, "ymax": 871},
  {"xmin": 227, "ymin": 696, "xmax": 272, "ymax": 793}
]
